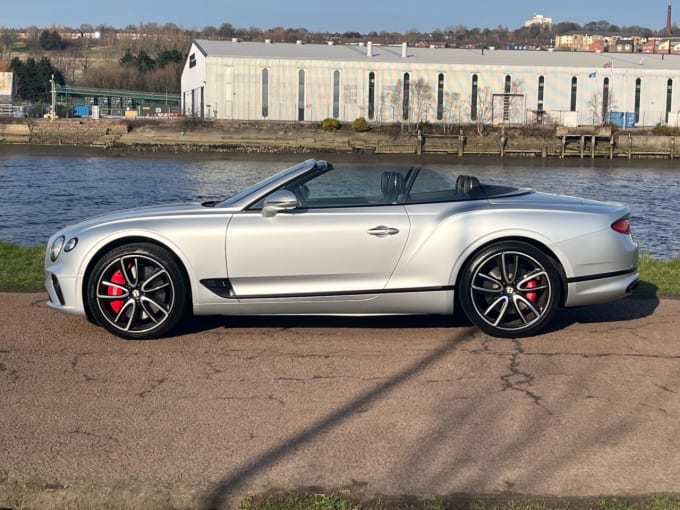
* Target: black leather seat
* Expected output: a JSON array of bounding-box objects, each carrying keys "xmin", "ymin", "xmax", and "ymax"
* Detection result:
[{"xmin": 455, "ymin": 175, "xmax": 481, "ymax": 193}]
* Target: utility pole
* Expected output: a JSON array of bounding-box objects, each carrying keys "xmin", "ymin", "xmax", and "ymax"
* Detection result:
[{"xmin": 50, "ymin": 74, "xmax": 56, "ymax": 121}]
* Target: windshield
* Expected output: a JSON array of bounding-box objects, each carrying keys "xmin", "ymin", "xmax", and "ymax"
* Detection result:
[{"xmin": 217, "ymin": 160, "xmax": 312, "ymax": 207}]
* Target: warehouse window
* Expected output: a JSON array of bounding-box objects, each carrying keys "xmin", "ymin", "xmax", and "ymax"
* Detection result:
[
  {"xmin": 503, "ymin": 74, "xmax": 512, "ymax": 121},
  {"xmin": 537, "ymin": 76, "xmax": 545, "ymax": 123},
  {"xmin": 333, "ymin": 70, "xmax": 341, "ymax": 119},
  {"xmin": 570, "ymin": 76, "xmax": 578, "ymax": 112},
  {"xmin": 471, "ymin": 74, "xmax": 478, "ymax": 121},
  {"xmin": 436, "ymin": 73, "xmax": 445, "ymax": 121},
  {"xmin": 667, "ymin": 79, "xmax": 673, "ymax": 123},
  {"xmin": 189, "ymin": 53, "xmax": 196, "ymax": 68},
  {"xmin": 298, "ymin": 70, "xmax": 305, "ymax": 121},
  {"xmin": 403, "ymin": 73, "xmax": 410, "ymax": 121},
  {"xmin": 635, "ymin": 78, "xmax": 642, "ymax": 123},
  {"xmin": 368, "ymin": 72, "xmax": 375, "ymax": 120},
  {"xmin": 602, "ymin": 77, "xmax": 609, "ymax": 122},
  {"xmin": 261, "ymin": 69, "xmax": 269, "ymax": 118}
]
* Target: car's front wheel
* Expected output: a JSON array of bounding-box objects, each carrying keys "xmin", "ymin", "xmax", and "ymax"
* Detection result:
[
  {"xmin": 459, "ymin": 241, "xmax": 562, "ymax": 338},
  {"xmin": 86, "ymin": 243, "xmax": 188, "ymax": 340}
]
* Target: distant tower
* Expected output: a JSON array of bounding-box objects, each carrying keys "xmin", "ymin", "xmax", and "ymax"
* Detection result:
[{"xmin": 667, "ymin": 1, "xmax": 673, "ymax": 36}]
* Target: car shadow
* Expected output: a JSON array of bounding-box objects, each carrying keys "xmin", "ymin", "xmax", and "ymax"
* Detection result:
[
  {"xmin": 174, "ymin": 285, "xmax": 660, "ymax": 338},
  {"xmin": 174, "ymin": 309, "xmax": 473, "ymax": 337},
  {"xmin": 543, "ymin": 288, "xmax": 660, "ymax": 334}
]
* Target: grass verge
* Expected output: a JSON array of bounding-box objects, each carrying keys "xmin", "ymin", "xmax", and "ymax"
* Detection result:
[
  {"xmin": 637, "ymin": 253, "xmax": 680, "ymax": 298},
  {"xmin": 0, "ymin": 242, "xmax": 678, "ymax": 299},
  {"xmin": 238, "ymin": 493, "xmax": 680, "ymax": 510},
  {"xmin": 0, "ymin": 241, "xmax": 45, "ymax": 291}
]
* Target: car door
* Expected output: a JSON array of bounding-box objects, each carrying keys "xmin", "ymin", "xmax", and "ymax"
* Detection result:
[{"xmin": 225, "ymin": 166, "xmax": 411, "ymax": 299}]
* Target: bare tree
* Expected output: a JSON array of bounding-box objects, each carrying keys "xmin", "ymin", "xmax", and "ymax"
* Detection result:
[
  {"xmin": 386, "ymin": 77, "xmax": 434, "ymax": 132},
  {"xmin": 441, "ymin": 91, "xmax": 463, "ymax": 134},
  {"xmin": 386, "ymin": 81, "xmax": 404, "ymax": 126},
  {"xmin": 0, "ymin": 31, "xmax": 14, "ymax": 59},
  {"xmin": 508, "ymin": 78, "xmax": 525, "ymax": 123},
  {"xmin": 464, "ymin": 85, "xmax": 494, "ymax": 135},
  {"xmin": 587, "ymin": 85, "xmax": 617, "ymax": 126},
  {"xmin": 587, "ymin": 89, "xmax": 604, "ymax": 126},
  {"xmin": 410, "ymin": 77, "xmax": 434, "ymax": 131}
]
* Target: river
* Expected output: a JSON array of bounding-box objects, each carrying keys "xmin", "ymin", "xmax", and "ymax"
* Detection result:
[{"xmin": 0, "ymin": 151, "xmax": 677, "ymax": 258}]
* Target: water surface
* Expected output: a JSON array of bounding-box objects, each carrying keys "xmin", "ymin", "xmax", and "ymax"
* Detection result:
[{"xmin": 1, "ymin": 154, "xmax": 677, "ymax": 258}]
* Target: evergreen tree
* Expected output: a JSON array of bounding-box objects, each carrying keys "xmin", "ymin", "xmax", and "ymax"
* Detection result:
[
  {"xmin": 134, "ymin": 50, "xmax": 156, "ymax": 72},
  {"xmin": 39, "ymin": 30, "xmax": 66, "ymax": 50},
  {"xmin": 10, "ymin": 57, "xmax": 64, "ymax": 102},
  {"xmin": 119, "ymin": 49, "xmax": 135, "ymax": 66},
  {"xmin": 156, "ymin": 48, "xmax": 184, "ymax": 68}
]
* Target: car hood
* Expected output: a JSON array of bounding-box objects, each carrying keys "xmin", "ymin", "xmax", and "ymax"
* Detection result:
[{"xmin": 57, "ymin": 202, "xmax": 221, "ymax": 236}]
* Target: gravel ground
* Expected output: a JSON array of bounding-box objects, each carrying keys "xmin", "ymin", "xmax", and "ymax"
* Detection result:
[{"xmin": 1, "ymin": 293, "xmax": 679, "ymax": 509}]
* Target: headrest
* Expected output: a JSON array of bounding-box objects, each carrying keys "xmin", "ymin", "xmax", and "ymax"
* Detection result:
[
  {"xmin": 456, "ymin": 175, "xmax": 481, "ymax": 193},
  {"xmin": 381, "ymin": 171, "xmax": 405, "ymax": 196}
]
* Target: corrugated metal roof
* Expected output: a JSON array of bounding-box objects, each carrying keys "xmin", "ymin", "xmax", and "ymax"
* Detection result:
[{"xmin": 193, "ymin": 39, "xmax": 680, "ymax": 71}]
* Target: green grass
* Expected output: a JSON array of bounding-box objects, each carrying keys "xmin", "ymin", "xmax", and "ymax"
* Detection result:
[
  {"xmin": 0, "ymin": 241, "xmax": 678, "ymax": 299},
  {"xmin": 238, "ymin": 494, "xmax": 680, "ymax": 510},
  {"xmin": 638, "ymin": 253, "xmax": 680, "ymax": 298},
  {"xmin": 0, "ymin": 241, "xmax": 45, "ymax": 291},
  {"xmin": 239, "ymin": 493, "xmax": 363, "ymax": 510}
]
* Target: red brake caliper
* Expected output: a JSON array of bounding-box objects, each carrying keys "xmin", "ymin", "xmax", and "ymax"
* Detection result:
[
  {"xmin": 526, "ymin": 279, "xmax": 538, "ymax": 302},
  {"xmin": 108, "ymin": 269, "xmax": 126, "ymax": 313}
]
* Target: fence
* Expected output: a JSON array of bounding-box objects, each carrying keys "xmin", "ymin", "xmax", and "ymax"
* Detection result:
[{"xmin": 0, "ymin": 104, "xmax": 27, "ymax": 117}]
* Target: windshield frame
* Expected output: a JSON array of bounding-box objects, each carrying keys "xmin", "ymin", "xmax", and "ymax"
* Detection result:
[{"xmin": 217, "ymin": 159, "xmax": 318, "ymax": 208}]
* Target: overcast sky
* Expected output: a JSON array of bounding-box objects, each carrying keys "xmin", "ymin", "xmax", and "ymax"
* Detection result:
[{"xmin": 1, "ymin": 0, "xmax": 673, "ymax": 33}]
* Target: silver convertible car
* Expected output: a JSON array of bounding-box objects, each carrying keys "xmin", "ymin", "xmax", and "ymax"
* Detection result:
[{"xmin": 45, "ymin": 159, "xmax": 639, "ymax": 340}]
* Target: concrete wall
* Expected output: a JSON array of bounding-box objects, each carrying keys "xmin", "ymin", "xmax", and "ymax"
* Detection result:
[{"xmin": 0, "ymin": 72, "xmax": 15, "ymax": 104}]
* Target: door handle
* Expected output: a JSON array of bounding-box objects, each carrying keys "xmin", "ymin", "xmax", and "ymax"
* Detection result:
[{"xmin": 367, "ymin": 225, "xmax": 400, "ymax": 236}]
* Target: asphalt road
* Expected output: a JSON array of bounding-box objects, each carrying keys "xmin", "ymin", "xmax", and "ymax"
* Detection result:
[{"xmin": 1, "ymin": 292, "xmax": 679, "ymax": 509}]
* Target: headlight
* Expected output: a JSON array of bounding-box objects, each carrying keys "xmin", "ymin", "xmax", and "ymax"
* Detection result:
[
  {"xmin": 50, "ymin": 236, "xmax": 65, "ymax": 262},
  {"xmin": 64, "ymin": 237, "xmax": 78, "ymax": 253}
]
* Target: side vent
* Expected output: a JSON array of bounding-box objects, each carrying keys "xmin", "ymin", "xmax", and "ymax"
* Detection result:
[{"xmin": 201, "ymin": 278, "xmax": 236, "ymax": 298}]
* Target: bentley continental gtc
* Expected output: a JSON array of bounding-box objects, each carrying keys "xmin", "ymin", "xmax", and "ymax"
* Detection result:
[{"xmin": 45, "ymin": 159, "xmax": 639, "ymax": 339}]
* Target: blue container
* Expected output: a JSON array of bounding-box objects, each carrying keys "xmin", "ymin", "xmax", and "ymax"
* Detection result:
[
  {"xmin": 607, "ymin": 111, "xmax": 624, "ymax": 127},
  {"xmin": 624, "ymin": 112, "xmax": 636, "ymax": 128},
  {"xmin": 74, "ymin": 105, "xmax": 90, "ymax": 118}
]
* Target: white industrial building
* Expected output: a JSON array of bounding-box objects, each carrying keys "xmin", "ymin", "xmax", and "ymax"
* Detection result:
[
  {"xmin": 181, "ymin": 39, "xmax": 680, "ymax": 128},
  {"xmin": 0, "ymin": 72, "xmax": 16, "ymax": 104}
]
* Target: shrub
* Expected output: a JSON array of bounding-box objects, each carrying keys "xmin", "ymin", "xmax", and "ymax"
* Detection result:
[
  {"xmin": 320, "ymin": 117, "xmax": 340, "ymax": 131},
  {"xmin": 351, "ymin": 117, "xmax": 371, "ymax": 132},
  {"xmin": 652, "ymin": 123, "xmax": 680, "ymax": 136}
]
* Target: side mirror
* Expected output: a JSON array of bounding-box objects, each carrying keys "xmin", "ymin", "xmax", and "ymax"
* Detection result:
[{"xmin": 262, "ymin": 189, "xmax": 298, "ymax": 217}]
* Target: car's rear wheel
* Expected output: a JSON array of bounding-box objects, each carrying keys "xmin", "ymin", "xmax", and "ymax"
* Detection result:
[
  {"xmin": 459, "ymin": 241, "xmax": 561, "ymax": 338},
  {"xmin": 86, "ymin": 243, "xmax": 187, "ymax": 340}
]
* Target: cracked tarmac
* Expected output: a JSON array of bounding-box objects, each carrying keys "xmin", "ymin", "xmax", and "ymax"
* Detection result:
[{"xmin": 0, "ymin": 292, "xmax": 679, "ymax": 508}]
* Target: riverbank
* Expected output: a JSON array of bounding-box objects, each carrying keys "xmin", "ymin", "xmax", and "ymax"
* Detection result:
[{"xmin": 3, "ymin": 118, "xmax": 680, "ymax": 160}]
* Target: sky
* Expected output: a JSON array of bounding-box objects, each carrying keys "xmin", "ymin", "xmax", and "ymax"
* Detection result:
[{"xmin": 1, "ymin": 0, "xmax": 673, "ymax": 33}]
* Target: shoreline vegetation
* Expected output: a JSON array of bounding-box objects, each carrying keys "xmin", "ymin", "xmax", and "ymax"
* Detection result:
[
  {"xmin": 4, "ymin": 118, "xmax": 680, "ymax": 161},
  {"xmin": 1, "ymin": 242, "xmax": 677, "ymax": 297}
]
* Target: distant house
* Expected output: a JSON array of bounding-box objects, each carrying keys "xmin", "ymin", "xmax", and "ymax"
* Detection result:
[
  {"xmin": 614, "ymin": 39, "xmax": 635, "ymax": 53},
  {"xmin": 647, "ymin": 38, "xmax": 680, "ymax": 54},
  {"xmin": 557, "ymin": 32, "xmax": 647, "ymax": 53},
  {"xmin": 589, "ymin": 40, "xmax": 607, "ymax": 53}
]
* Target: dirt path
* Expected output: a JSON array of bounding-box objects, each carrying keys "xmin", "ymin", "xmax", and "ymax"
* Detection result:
[{"xmin": 1, "ymin": 293, "xmax": 678, "ymax": 509}]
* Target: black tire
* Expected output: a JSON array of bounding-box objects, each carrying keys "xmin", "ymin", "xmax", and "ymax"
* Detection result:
[
  {"xmin": 86, "ymin": 243, "xmax": 188, "ymax": 340},
  {"xmin": 458, "ymin": 241, "xmax": 562, "ymax": 338}
]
